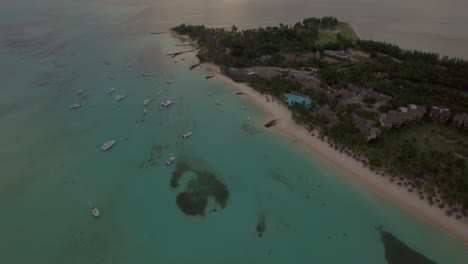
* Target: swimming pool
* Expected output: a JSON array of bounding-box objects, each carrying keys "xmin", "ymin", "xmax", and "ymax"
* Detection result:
[{"xmin": 285, "ymin": 93, "xmax": 312, "ymax": 106}]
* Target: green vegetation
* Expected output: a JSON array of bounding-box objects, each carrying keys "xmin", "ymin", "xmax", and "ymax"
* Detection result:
[
  {"xmin": 317, "ymin": 22, "xmax": 358, "ymax": 45},
  {"xmin": 171, "ymin": 16, "xmax": 354, "ymax": 68},
  {"xmin": 172, "ymin": 17, "xmax": 468, "ymax": 208},
  {"xmin": 368, "ymin": 123, "xmax": 468, "ymax": 205}
]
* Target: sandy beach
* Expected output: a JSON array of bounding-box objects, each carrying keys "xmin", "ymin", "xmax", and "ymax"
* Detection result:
[{"xmin": 201, "ymin": 62, "xmax": 468, "ymax": 244}]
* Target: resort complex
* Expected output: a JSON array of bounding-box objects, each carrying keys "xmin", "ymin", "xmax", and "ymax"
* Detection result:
[{"xmin": 172, "ymin": 17, "xmax": 468, "ymax": 222}]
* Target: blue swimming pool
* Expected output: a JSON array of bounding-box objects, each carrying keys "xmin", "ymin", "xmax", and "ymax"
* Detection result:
[{"xmin": 285, "ymin": 93, "xmax": 312, "ymax": 106}]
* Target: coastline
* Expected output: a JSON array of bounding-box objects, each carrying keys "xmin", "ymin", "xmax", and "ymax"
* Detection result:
[{"xmin": 200, "ymin": 62, "xmax": 468, "ymax": 244}]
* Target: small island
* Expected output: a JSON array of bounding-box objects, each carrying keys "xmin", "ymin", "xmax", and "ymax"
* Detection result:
[{"xmin": 172, "ymin": 17, "xmax": 468, "ymax": 219}]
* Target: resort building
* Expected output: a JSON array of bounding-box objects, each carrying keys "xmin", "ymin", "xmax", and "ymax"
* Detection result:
[
  {"xmin": 352, "ymin": 114, "xmax": 381, "ymax": 141},
  {"xmin": 452, "ymin": 113, "xmax": 468, "ymax": 129},
  {"xmin": 380, "ymin": 104, "xmax": 426, "ymax": 129},
  {"xmin": 380, "ymin": 110, "xmax": 404, "ymax": 129},
  {"xmin": 439, "ymin": 108, "xmax": 452, "ymax": 123}
]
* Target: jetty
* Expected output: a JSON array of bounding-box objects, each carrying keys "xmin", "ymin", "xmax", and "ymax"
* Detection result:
[
  {"xmin": 189, "ymin": 63, "xmax": 200, "ymax": 70},
  {"xmin": 166, "ymin": 49, "xmax": 196, "ymax": 58},
  {"xmin": 264, "ymin": 119, "xmax": 279, "ymax": 128}
]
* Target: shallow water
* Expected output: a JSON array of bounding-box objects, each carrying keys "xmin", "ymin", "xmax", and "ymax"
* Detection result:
[{"xmin": 0, "ymin": 1, "xmax": 467, "ymax": 263}]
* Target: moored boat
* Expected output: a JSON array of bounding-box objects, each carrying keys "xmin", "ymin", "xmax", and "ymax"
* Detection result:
[
  {"xmin": 75, "ymin": 90, "xmax": 83, "ymax": 95},
  {"xmin": 143, "ymin": 109, "xmax": 147, "ymax": 115},
  {"xmin": 161, "ymin": 99, "xmax": 173, "ymax": 107},
  {"xmin": 241, "ymin": 105, "xmax": 247, "ymax": 109},
  {"xmin": 106, "ymin": 88, "xmax": 115, "ymax": 94},
  {"xmin": 158, "ymin": 90, "xmax": 163, "ymax": 96},
  {"xmin": 166, "ymin": 80, "xmax": 174, "ymax": 84},
  {"xmin": 101, "ymin": 140, "xmax": 116, "ymax": 151},
  {"xmin": 70, "ymin": 103, "xmax": 81, "ymax": 109},
  {"xmin": 144, "ymin": 99, "xmax": 149, "ymax": 105},
  {"xmin": 115, "ymin": 95, "xmax": 125, "ymax": 101},
  {"xmin": 166, "ymin": 156, "xmax": 175, "ymax": 165},
  {"xmin": 182, "ymin": 132, "xmax": 192, "ymax": 139},
  {"xmin": 91, "ymin": 207, "xmax": 100, "ymax": 217}
]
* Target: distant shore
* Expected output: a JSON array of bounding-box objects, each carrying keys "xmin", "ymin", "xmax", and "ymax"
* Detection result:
[{"xmin": 200, "ymin": 62, "xmax": 468, "ymax": 244}]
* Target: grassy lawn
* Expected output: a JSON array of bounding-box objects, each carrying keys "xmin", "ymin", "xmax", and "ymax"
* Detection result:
[
  {"xmin": 317, "ymin": 31, "xmax": 336, "ymax": 45},
  {"xmin": 336, "ymin": 22, "xmax": 358, "ymax": 43},
  {"xmin": 388, "ymin": 121, "xmax": 468, "ymax": 155},
  {"xmin": 316, "ymin": 22, "xmax": 359, "ymax": 45}
]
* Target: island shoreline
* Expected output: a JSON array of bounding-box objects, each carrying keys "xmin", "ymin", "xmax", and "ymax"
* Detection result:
[{"xmin": 200, "ymin": 62, "xmax": 468, "ymax": 244}]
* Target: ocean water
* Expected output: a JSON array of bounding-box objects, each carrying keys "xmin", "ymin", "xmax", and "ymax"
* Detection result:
[{"xmin": 0, "ymin": 1, "xmax": 467, "ymax": 263}]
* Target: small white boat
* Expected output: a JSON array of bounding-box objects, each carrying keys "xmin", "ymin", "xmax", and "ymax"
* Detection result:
[
  {"xmin": 106, "ymin": 88, "xmax": 115, "ymax": 94},
  {"xmin": 161, "ymin": 99, "xmax": 173, "ymax": 107},
  {"xmin": 158, "ymin": 90, "xmax": 163, "ymax": 96},
  {"xmin": 91, "ymin": 207, "xmax": 100, "ymax": 217},
  {"xmin": 143, "ymin": 72, "xmax": 150, "ymax": 77},
  {"xmin": 241, "ymin": 105, "xmax": 247, "ymax": 109},
  {"xmin": 143, "ymin": 109, "xmax": 147, "ymax": 115},
  {"xmin": 166, "ymin": 80, "xmax": 174, "ymax": 84},
  {"xmin": 247, "ymin": 117, "xmax": 252, "ymax": 120},
  {"xmin": 70, "ymin": 103, "xmax": 81, "ymax": 109},
  {"xmin": 75, "ymin": 90, "xmax": 83, "ymax": 95},
  {"xmin": 166, "ymin": 156, "xmax": 175, "ymax": 165},
  {"xmin": 109, "ymin": 76, "xmax": 115, "ymax": 80},
  {"xmin": 182, "ymin": 132, "xmax": 192, "ymax": 139},
  {"xmin": 101, "ymin": 140, "xmax": 116, "ymax": 151},
  {"xmin": 144, "ymin": 99, "xmax": 149, "ymax": 106},
  {"xmin": 115, "ymin": 95, "xmax": 125, "ymax": 101}
]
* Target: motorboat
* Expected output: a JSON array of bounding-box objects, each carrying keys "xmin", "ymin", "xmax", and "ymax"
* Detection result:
[
  {"xmin": 161, "ymin": 99, "xmax": 173, "ymax": 107},
  {"xmin": 75, "ymin": 90, "xmax": 83, "ymax": 95},
  {"xmin": 143, "ymin": 109, "xmax": 147, "ymax": 115},
  {"xmin": 143, "ymin": 72, "xmax": 150, "ymax": 77},
  {"xmin": 91, "ymin": 207, "xmax": 100, "ymax": 217},
  {"xmin": 166, "ymin": 156, "xmax": 175, "ymax": 165},
  {"xmin": 106, "ymin": 88, "xmax": 115, "ymax": 94},
  {"xmin": 144, "ymin": 99, "xmax": 149, "ymax": 106},
  {"xmin": 208, "ymin": 91, "xmax": 212, "ymax": 96},
  {"xmin": 115, "ymin": 95, "xmax": 125, "ymax": 101},
  {"xmin": 182, "ymin": 132, "xmax": 192, "ymax": 139},
  {"xmin": 69, "ymin": 103, "xmax": 81, "ymax": 109},
  {"xmin": 241, "ymin": 105, "xmax": 247, "ymax": 109},
  {"xmin": 158, "ymin": 90, "xmax": 163, "ymax": 96},
  {"xmin": 166, "ymin": 80, "xmax": 174, "ymax": 84},
  {"xmin": 109, "ymin": 76, "xmax": 115, "ymax": 80},
  {"xmin": 101, "ymin": 140, "xmax": 116, "ymax": 151}
]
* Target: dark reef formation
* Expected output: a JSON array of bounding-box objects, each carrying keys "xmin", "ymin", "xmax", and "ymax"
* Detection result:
[
  {"xmin": 377, "ymin": 227, "xmax": 437, "ymax": 264},
  {"xmin": 256, "ymin": 214, "xmax": 266, "ymax": 237},
  {"xmin": 137, "ymin": 144, "xmax": 169, "ymax": 169},
  {"xmin": 171, "ymin": 159, "xmax": 229, "ymax": 216},
  {"xmin": 242, "ymin": 123, "xmax": 260, "ymax": 135}
]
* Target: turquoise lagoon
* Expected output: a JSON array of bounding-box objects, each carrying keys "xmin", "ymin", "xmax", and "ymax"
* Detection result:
[{"xmin": 0, "ymin": 1, "xmax": 467, "ymax": 263}]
